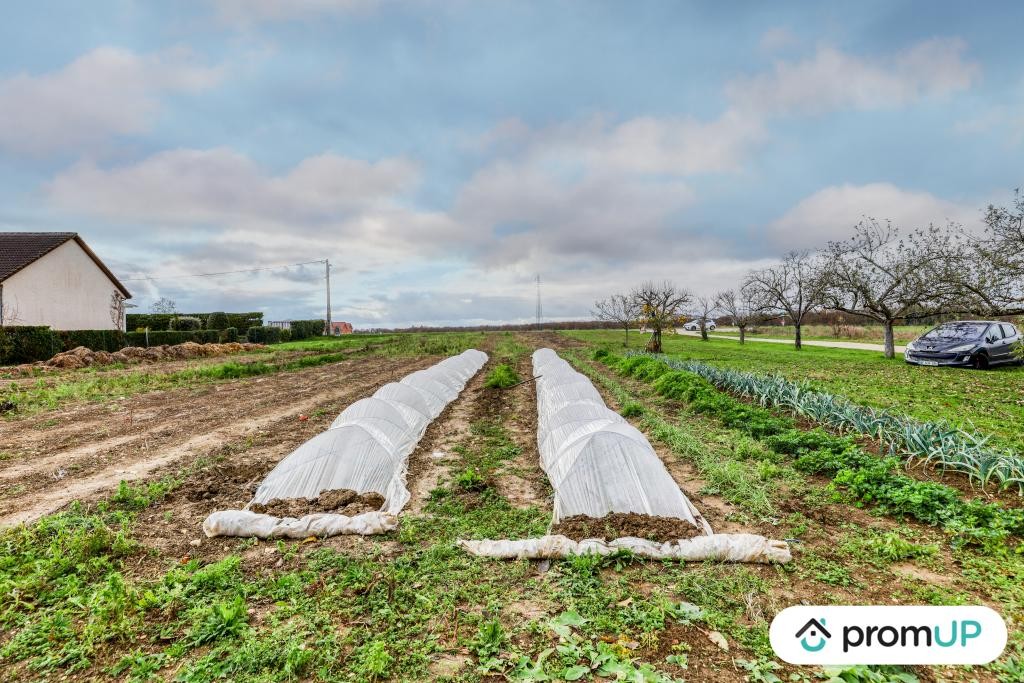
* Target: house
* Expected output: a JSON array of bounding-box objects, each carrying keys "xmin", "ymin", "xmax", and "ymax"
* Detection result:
[
  {"xmin": 0, "ymin": 232, "xmax": 131, "ymax": 331},
  {"xmin": 329, "ymin": 321, "xmax": 353, "ymax": 335}
]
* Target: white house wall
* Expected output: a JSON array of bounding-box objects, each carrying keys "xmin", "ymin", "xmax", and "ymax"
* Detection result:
[{"xmin": 2, "ymin": 240, "xmax": 125, "ymax": 330}]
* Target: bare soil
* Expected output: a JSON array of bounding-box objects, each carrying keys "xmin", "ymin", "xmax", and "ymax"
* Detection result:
[
  {"xmin": 250, "ymin": 490, "xmax": 385, "ymax": 517},
  {"xmin": 551, "ymin": 512, "xmax": 707, "ymax": 543},
  {"xmin": 0, "ymin": 353, "xmax": 435, "ymax": 527}
]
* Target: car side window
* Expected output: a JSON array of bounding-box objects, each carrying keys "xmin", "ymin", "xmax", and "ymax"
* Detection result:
[
  {"xmin": 987, "ymin": 325, "xmax": 1003, "ymax": 341},
  {"xmin": 1000, "ymin": 323, "xmax": 1016, "ymax": 338}
]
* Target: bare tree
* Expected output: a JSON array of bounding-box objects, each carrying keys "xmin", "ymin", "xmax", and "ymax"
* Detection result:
[
  {"xmin": 946, "ymin": 190, "xmax": 1024, "ymax": 317},
  {"xmin": 109, "ymin": 291, "xmax": 127, "ymax": 331},
  {"xmin": 631, "ymin": 280, "xmax": 691, "ymax": 354},
  {"xmin": 151, "ymin": 297, "xmax": 177, "ymax": 314},
  {"xmin": 821, "ymin": 219, "xmax": 956, "ymax": 358},
  {"xmin": 715, "ymin": 286, "xmax": 764, "ymax": 344},
  {"xmin": 691, "ymin": 295, "xmax": 717, "ymax": 341},
  {"xmin": 744, "ymin": 250, "xmax": 826, "ymax": 351},
  {"xmin": 593, "ymin": 293, "xmax": 641, "ymax": 347}
]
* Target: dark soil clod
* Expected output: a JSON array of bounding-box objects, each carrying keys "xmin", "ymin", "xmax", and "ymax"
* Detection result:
[
  {"xmin": 551, "ymin": 512, "xmax": 706, "ymax": 543},
  {"xmin": 249, "ymin": 489, "xmax": 385, "ymax": 517}
]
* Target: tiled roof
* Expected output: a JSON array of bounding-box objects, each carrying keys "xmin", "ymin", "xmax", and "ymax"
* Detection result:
[
  {"xmin": 0, "ymin": 232, "xmax": 77, "ymax": 282},
  {"xmin": 0, "ymin": 232, "xmax": 130, "ymax": 297}
]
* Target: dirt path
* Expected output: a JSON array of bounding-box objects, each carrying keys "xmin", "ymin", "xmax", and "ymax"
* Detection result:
[{"xmin": 0, "ymin": 354, "xmax": 435, "ymax": 527}]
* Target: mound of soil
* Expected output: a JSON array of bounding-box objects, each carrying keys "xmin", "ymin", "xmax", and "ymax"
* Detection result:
[
  {"xmin": 38, "ymin": 342, "xmax": 265, "ymax": 370},
  {"xmin": 249, "ymin": 489, "xmax": 385, "ymax": 518},
  {"xmin": 551, "ymin": 513, "xmax": 706, "ymax": 543}
]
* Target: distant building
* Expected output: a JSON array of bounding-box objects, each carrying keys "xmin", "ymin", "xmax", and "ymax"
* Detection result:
[
  {"xmin": 329, "ymin": 321, "xmax": 353, "ymax": 335},
  {"xmin": 267, "ymin": 320, "xmax": 291, "ymax": 329},
  {"xmin": 0, "ymin": 232, "xmax": 131, "ymax": 330}
]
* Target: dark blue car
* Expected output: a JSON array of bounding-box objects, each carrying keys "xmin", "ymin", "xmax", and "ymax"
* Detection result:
[{"xmin": 904, "ymin": 321, "xmax": 1022, "ymax": 369}]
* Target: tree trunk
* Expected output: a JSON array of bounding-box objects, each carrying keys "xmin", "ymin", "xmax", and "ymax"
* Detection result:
[
  {"xmin": 883, "ymin": 320, "xmax": 895, "ymax": 359},
  {"xmin": 794, "ymin": 323, "xmax": 802, "ymax": 350},
  {"xmin": 700, "ymin": 323, "xmax": 708, "ymax": 341},
  {"xmin": 739, "ymin": 325, "xmax": 746, "ymax": 344},
  {"xmin": 646, "ymin": 328, "xmax": 662, "ymax": 353},
  {"xmin": 623, "ymin": 324, "xmax": 629, "ymax": 347}
]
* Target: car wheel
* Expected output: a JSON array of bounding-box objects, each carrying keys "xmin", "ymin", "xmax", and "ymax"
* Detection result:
[{"xmin": 971, "ymin": 353, "xmax": 990, "ymax": 370}]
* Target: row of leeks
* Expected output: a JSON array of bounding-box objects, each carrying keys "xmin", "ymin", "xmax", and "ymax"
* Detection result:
[{"xmin": 629, "ymin": 352, "xmax": 1024, "ymax": 494}]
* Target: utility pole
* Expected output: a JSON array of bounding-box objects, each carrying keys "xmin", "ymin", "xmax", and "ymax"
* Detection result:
[
  {"xmin": 535, "ymin": 274, "xmax": 542, "ymax": 329},
  {"xmin": 325, "ymin": 259, "xmax": 332, "ymax": 336}
]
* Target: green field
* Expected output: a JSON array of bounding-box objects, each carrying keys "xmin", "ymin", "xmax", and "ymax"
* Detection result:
[
  {"xmin": 566, "ymin": 330, "xmax": 1024, "ymax": 451},
  {"xmin": 3, "ymin": 330, "xmax": 1024, "ymax": 682},
  {"xmin": 709, "ymin": 324, "xmax": 930, "ymax": 344}
]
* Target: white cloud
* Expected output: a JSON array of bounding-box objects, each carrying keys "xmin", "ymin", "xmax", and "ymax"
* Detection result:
[
  {"xmin": 449, "ymin": 111, "xmax": 763, "ymax": 267},
  {"xmin": 48, "ymin": 148, "xmax": 421, "ymax": 231},
  {"xmin": 485, "ymin": 110, "xmax": 763, "ymax": 177},
  {"xmin": 0, "ymin": 47, "xmax": 221, "ymax": 156},
  {"xmin": 768, "ymin": 182, "xmax": 982, "ymax": 248},
  {"xmin": 728, "ymin": 38, "xmax": 979, "ymax": 115},
  {"xmin": 759, "ymin": 27, "xmax": 798, "ymax": 53}
]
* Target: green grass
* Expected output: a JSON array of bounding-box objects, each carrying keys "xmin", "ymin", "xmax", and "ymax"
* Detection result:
[
  {"xmin": 279, "ymin": 332, "xmax": 485, "ymax": 357},
  {"xmin": 710, "ymin": 323, "xmax": 930, "ymax": 344},
  {"xmin": 2, "ymin": 333, "xmax": 487, "ymax": 416},
  {"xmin": 566, "ymin": 330, "xmax": 1024, "ymax": 451},
  {"xmin": 483, "ymin": 363, "xmax": 520, "ymax": 389}
]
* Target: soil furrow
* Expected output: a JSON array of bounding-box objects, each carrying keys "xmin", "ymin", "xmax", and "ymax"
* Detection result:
[{"xmin": 0, "ymin": 355, "xmax": 435, "ymax": 527}]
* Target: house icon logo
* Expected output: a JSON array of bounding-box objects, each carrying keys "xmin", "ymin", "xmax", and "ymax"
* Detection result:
[{"xmin": 796, "ymin": 618, "xmax": 831, "ymax": 652}]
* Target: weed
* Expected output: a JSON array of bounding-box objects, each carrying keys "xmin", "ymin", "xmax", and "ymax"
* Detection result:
[{"xmin": 484, "ymin": 363, "xmax": 520, "ymax": 389}]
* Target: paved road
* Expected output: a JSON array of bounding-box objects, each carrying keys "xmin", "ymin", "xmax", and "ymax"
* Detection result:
[{"xmin": 675, "ymin": 329, "xmax": 905, "ymax": 353}]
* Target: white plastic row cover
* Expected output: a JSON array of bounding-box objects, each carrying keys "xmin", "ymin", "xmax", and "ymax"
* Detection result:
[
  {"xmin": 533, "ymin": 348, "xmax": 708, "ymax": 530},
  {"xmin": 251, "ymin": 349, "xmax": 488, "ymax": 515}
]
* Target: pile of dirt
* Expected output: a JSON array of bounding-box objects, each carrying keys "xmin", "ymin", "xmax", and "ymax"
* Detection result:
[
  {"xmin": 38, "ymin": 342, "xmax": 265, "ymax": 370},
  {"xmin": 249, "ymin": 489, "xmax": 386, "ymax": 518},
  {"xmin": 551, "ymin": 513, "xmax": 707, "ymax": 543}
]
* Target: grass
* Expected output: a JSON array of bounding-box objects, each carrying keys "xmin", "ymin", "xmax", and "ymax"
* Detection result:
[
  {"xmin": 710, "ymin": 323, "xmax": 931, "ymax": 344},
  {"xmin": 1, "ymin": 332, "xmax": 486, "ymax": 416},
  {"xmin": 483, "ymin": 363, "xmax": 520, "ymax": 389},
  {"xmin": 4, "ymin": 331, "xmax": 1024, "ymax": 680},
  {"xmin": 567, "ymin": 330, "xmax": 1024, "ymax": 451},
  {"xmin": 278, "ymin": 332, "xmax": 486, "ymax": 357}
]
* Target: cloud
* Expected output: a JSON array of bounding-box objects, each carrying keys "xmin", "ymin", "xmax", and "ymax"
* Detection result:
[
  {"xmin": 728, "ymin": 38, "xmax": 979, "ymax": 115},
  {"xmin": 759, "ymin": 27, "xmax": 798, "ymax": 53},
  {"xmin": 483, "ymin": 111, "xmax": 763, "ymax": 177},
  {"xmin": 768, "ymin": 182, "xmax": 982, "ymax": 248},
  {"xmin": 0, "ymin": 47, "xmax": 221, "ymax": 156},
  {"xmin": 450, "ymin": 111, "xmax": 762, "ymax": 267},
  {"xmin": 48, "ymin": 148, "xmax": 423, "ymax": 233}
]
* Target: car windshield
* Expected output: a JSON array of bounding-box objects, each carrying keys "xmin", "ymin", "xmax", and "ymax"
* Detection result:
[{"xmin": 922, "ymin": 323, "xmax": 988, "ymax": 341}]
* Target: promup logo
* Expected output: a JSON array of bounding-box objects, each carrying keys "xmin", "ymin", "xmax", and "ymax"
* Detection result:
[
  {"xmin": 795, "ymin": 618, "xmax": 831, "ymax": 652},
  {"xmin": 770, "ymin": 606, "xmax": 1006, "ymax": 665}
]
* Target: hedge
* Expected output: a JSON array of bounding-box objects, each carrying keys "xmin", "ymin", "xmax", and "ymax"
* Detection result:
[
  {"xmin": 127, "ymin": 312, "xmax": 263, "ymax": 331},
  {"xmin": 1, "ymin": 327, "xmax": 128, "ymax": 364},
  {"xmin": 247, "ymin": 326, "xmax": 282, "ymax": 344},
  {"xmin": 289, "ymin": 319, "xmax": 325, "ymax": 340},
  {"xmin": 124, "ymin": 330, "xmax": 220, "ymax": 347},
  {"xmin": 57, "ymin": 330, "xmax": 126, "ymax": 353},
  {"xmin": 206, "ymin": 312, "xmax": 229, "ymax": 330},
  {"xmin": 0, "ymin": 326, "xmax": 61, "ymax": 364}
]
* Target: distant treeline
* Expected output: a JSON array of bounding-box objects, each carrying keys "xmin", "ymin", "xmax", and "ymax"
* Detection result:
[{"xmin": 359, "ymin": 320, "xmax": 620, "ymax": 334}]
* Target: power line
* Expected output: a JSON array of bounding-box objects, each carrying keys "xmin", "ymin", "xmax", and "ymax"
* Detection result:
[{"xmin": 121, "ymin": 259, "xmax": 327, "ymax": 282}]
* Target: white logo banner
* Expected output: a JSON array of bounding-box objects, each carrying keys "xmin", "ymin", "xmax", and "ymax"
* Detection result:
[{"xmin": 770, "ymin": 606, "xmax": 1006, "ymax": 665}]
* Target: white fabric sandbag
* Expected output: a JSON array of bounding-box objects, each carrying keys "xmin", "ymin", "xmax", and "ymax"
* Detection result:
[
  {"xmin": 204, "ymin": 510, "xmax": 396, "ymax": 539},
  {"xmin": 457, "ymin": 534, "xmax": 792, "ymax": 564}
]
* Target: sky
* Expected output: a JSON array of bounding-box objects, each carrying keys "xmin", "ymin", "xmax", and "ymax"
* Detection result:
[{"xmin": 1, "ymin": 1, "xmax": 1022, "ymax": 328}]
